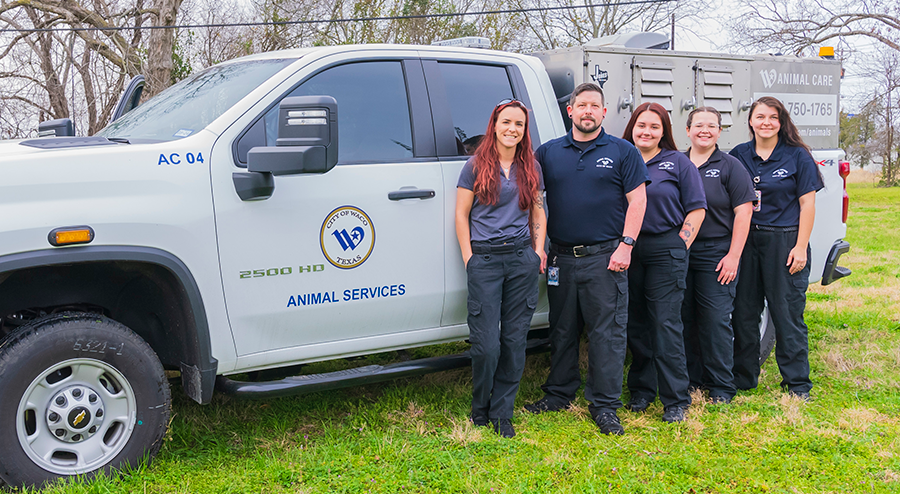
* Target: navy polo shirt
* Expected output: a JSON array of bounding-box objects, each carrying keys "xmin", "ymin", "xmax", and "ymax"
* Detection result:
[
  {"xmin": 730, "ymin": 139, "xmax": 824, "ymax": 228},
  {"xmin": 641, "ymin": 149, "xmax": 707, "ymax": 235},
  {"xmin": 686, "ymin": 147, "xmax": 756, "ymax": 240},
  {"xmin": 457, "ymin": 158, "xmax": 544, "ymax": 243},
  {"xmin": 537, "ymin": 129, "xmax": 649, "ymax": 245}
]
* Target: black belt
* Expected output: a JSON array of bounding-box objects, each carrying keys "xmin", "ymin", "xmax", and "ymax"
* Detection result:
[
  {"xmin": 472, "ymin": 237, "xmax": 531, "ymax": 254},
  {"xmin": 550, "ymin": 239, "xmax": 618, "ymax": 257},
  {"xmin": 752, "ymin": 225, "xmax": 798, "ymax": 232}
]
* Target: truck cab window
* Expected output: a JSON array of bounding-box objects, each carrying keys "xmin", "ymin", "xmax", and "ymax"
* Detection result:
[
  {"xmin": 437, "ymin": 63, "xmax": 514, "ymax": 155},
  {"xmin": 238, "ymin": 61, "xmax": 414, "ymax": 165}
]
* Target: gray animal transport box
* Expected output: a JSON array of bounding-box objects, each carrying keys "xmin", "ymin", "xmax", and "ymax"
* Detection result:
[{"xmin": 534, "ymin": 34, "xmax": 842, "ymax": 151}]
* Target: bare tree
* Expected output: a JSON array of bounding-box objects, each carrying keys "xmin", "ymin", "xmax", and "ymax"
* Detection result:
[
  {"xmin": 311, "ymin": 0, "xmax": 488, "ymax": 46},
  {"xmin": 863, "ymin": 48, "xmax": 900, "ymax": 186},
  {"xmin": 726, "ymin": 0, "xmax": 899, "ymax": 55},
  {"xmin": 0, "ymin": 0, "xmax": 187, "ymax": 137},
  {"xmin": 507, "ymin": 0, "xmax": 707, "ymax": 51}
]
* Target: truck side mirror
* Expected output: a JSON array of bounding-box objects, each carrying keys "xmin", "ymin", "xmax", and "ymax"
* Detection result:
[
  {"xmin": 38, "ymin": 118, "xmax": 75, "ymax": 137},
  {"xmin": 234, "ymin": 96, "xmax": 339, "ymax": 201},
  {"xmin": 247, "ymin": 96, "xmax": 338, "ymax": 176}
]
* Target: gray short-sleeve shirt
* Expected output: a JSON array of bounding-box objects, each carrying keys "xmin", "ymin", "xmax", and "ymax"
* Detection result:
[{"xmin": 457, "ymin": 158, "xmax": 544, "ymax": 243}]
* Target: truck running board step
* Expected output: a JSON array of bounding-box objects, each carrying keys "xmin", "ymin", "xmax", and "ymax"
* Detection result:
[{"xmin": 217, "ymin": 337, "xmax": 550, "ymax": 399}]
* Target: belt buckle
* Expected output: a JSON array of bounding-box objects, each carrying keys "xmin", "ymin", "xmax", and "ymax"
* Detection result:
[{"xmin": 573, "ymin": 245, "xmax": 587, "ymax": 258}]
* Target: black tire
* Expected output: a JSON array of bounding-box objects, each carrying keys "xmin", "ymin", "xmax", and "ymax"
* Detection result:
[
  {"xmin": 759, "ymin": 302, "xmax": 776, "ymax": 365},
  {"xmin": 0, "ymin": 312, "xmax": 170, "ymax": 489}
]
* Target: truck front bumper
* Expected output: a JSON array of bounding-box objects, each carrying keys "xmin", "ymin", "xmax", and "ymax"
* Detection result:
[{"xmin": 821, "ymin": 239, "xmax": 851, "ymax": 286}]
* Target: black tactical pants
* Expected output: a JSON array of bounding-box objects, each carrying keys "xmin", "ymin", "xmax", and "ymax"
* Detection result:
[
  {"xmin": 626, "ymin": 228, "xmax": 691, "ymax": 409},
  {"xmin": 732, "ymin": 229, "xmax": 812, "ymax": 393},
  {"xmin": 467, "ymin": 238, "xmax": 540, "ymax": 419},
  {"xmin": 682, "ymin": 237, "xmax": 737, "ymax": 399},
  {"xmin": 541, "ymin": 239, "xmax": 628, "ymax": 414}
]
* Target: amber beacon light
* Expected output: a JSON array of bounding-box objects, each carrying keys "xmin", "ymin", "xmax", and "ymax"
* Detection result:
[{"xmin": 48, "ymin": 226, "xmax": 95, "ymax": 246}]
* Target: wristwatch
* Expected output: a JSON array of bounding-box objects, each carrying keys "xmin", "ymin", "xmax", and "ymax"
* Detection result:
[{"xmin": 621, "ymin": 235, "xmax": 635, "ymax": 246}]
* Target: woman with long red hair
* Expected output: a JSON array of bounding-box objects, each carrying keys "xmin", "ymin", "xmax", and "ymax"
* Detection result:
[{"xmin": 455, "ymin": 99, "xmax": 546, "ymax": 438}]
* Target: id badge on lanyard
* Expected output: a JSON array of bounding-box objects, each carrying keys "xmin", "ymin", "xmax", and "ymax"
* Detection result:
[{"xmin": 547, "ymin": 254, "xmax": 559, "ymax": 286}]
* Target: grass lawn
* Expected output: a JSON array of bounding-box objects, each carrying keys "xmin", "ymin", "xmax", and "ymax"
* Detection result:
[{"xmin": 34, "ymin": 183, "xmax": 900, "ymax": 493}]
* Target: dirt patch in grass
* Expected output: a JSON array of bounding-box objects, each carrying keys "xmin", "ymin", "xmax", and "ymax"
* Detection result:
[
  {"xmin": 774, "ymin": 393, "xmax": 806, "ymax": 427},
  {"xmin": 566, "ymin": 401, "xmax": 590, "ymax": 421},
  {"xmin": 444, "ymin": 416, "xmax": 486, "ymax": 446},
  {"xmin": 739, "ymin": 412, "xmax": 759, "ymax": 426},
  {"xmin": 807, "ymin": 252, "xmax": 900, "ymax": 321},
  {"xmin": 622, "ymin": 412, "xmax": 656, "ymax": 431},
  {"xmin": 837, "ymin": 407, "xmax": 898, "ymax": 433},
  {"xmin": 256, "ymin": 422, "xmax": 321, "ymax": 451},
  {"xmin": 815, "ymin": 337, "xmax": 899, "ymax": 390},
  {"xmin": 384, "ymin": 401, "xmax": 431, "ymax": 435}
]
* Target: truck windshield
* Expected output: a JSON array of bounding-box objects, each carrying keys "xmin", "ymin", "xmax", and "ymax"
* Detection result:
[{"xmin": 97, "ymin": 58, "xmax": 295, "ymax": 142}]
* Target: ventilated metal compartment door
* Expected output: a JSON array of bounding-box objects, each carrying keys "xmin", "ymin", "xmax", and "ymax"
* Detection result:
[
  {"xmin": 635, "ymin": 60, "xmax": 675, "ymax": 111},
  {"xmin": 696, "ymin": 60, "xmax": 752, "ymax": 150}
]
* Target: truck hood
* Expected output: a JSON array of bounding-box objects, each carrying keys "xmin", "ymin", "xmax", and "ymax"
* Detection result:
[
  {"xmin": 0, "ymin": 137, "xmax": 125, "ymax": 161},
  {"xmin": 0, "ymin": 139, "xmax": 39, "ymax": 159}
]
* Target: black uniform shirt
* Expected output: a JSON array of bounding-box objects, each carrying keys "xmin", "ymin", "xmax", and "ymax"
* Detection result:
[
  {"xmin": 457, "ymin": 158, "xmax": 544, "ymax": 243},
  {"xmin": 686, "ymin": 147, "xmax": 756, "ymax": 240},
  {"xmin": 537, "ymin": 129, "xmax": 649, "ymax": 246},
  {"xmin": 641, "ymin": 149, "xmax": 707, "ymax": 235},
  {"xmin": 730, "ymin": 139, "xmax": 824, "ymax": 228}
]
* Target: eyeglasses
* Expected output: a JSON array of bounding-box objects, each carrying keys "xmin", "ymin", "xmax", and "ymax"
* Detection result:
[
  {"xmin": 690, "ymin": 123, "xmax": 720, "ymax": 130},
  {"xmin": 496, "ymin": 98, "xmax": 521, "ymax": 107}
]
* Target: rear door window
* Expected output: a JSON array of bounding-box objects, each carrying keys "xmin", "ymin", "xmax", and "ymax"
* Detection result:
[{"xmin": 437, "ymin": 63, "xmax": 514, "ymax": 155}]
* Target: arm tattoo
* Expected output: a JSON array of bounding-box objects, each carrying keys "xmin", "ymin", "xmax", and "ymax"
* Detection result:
[
  {"xmin": 534, "ymin": 195, "xmax": 544, "ymax": 210},
  {"xmin": 532, "ymin": 222, "xmax": 541, "ymax": 231},
  {"xmin": 681, "ymin": 220, "xmax": 694, "ymax": 239}
]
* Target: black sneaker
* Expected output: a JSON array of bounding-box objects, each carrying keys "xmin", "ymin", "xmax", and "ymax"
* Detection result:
[
  {"xmin": 709, "ymin": 395, "xmax": 732, "ymax": 405},
  {"xmin": 491, "ymin": 418, "xmax": 516, "ymax": 438},
  {"xmin": 626, "ymin": 397, "xmax": 652, "ymax": 413},
  {"xmin": 524, "ymin": 397, "xmax": 569, "ymax": 414},
  {"xmin": 470, "ymin": 412, "xmax": 489, "ymax": 427},
  {"xmin": 593, "ymin": 412, "xmax": 625, "ymax": 435},
  {"xmin": 661, "ymin": 406, "xmax": 687, "ymax": 423}
]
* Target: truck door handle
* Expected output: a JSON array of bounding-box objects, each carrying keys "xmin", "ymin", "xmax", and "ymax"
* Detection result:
[{"xmin": 388, "ymin": 189, "xmax": 435, "ymax": 200}]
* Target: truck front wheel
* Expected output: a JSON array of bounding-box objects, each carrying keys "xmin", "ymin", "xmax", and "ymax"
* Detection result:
[{"xmin": 0, "ymin": 313, "xmax": 170, "ymax": 488}]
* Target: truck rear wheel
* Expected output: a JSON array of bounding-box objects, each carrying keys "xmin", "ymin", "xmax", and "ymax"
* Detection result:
[{"xmin": 0, "ymin": 313, "xmax": 170, "ymax": 488}]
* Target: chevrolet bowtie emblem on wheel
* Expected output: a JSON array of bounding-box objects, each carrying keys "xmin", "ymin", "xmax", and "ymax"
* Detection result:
[
  {"xmin": 320, "ymin": 206, "xmax": 376, "ymax": 269},
  {"xmin": 69, "ymin": 408, "xmax": 89, "ymax": 429}
]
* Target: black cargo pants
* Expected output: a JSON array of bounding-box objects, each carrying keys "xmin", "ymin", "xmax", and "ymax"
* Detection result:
[
  {"xmin": 682, "ymin": 237, "xmax": 737, "ymax": 400},
  {"xmin": 467, "ymin": 238, "xmax": 540, "ymax": 420},
  {"xmin": 732, "ymin": 228, "xmax": 812, "ymax": 393},
  {"xmin": 541, "ymin": 239, "xmax": 628, "ymax": 414},
  {"xmin": 626, "ymin": 228, "xmax": 691, "ymax": 409}
]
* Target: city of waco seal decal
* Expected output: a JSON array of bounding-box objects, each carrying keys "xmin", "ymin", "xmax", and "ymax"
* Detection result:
[{"xmin": 320, "ymin": 206, "xmax": 376, "ymax": 269}]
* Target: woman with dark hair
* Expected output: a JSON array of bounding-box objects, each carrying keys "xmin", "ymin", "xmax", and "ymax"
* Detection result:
[
  {"xmin": 455, "ymin": 99, "xmax": 546, "ymax": 438},
  {"xmin": 622, "ymin": 102, "xmax": 706, "ymax": 423},
  {"xmin": 729, "ymin": 96, "xmax": 823, "ymax": 399},
  {"xmin": 681, "ymin": 107, "xmax": 755, "ymax": 404}
]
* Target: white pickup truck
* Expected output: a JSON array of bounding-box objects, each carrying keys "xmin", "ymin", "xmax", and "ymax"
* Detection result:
[{"xmin": 0, "ymin": 35, "xmax": 851, "ymax": 487}]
